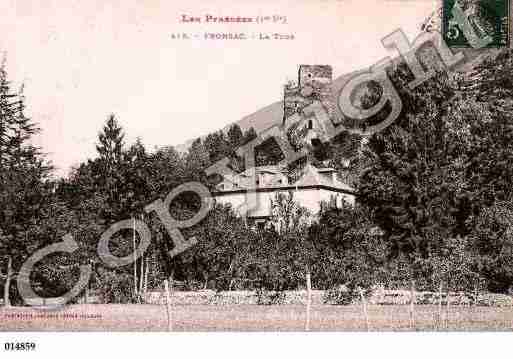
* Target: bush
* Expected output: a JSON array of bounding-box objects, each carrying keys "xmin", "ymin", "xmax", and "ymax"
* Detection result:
[
  {"xmin": 469, "ymin": 202, "xmax": 513, "ymax": 293},
  {"xmin": 323, "ymin": 285, "xmax": 366, "ymax": 305},
  {"xmin": 477, "ymin": 293, "xmax": 513, "ymax": 307},
  {"xmin": 255, "ymin": 288, "xmax": 286, "ymax": 305},
  {"xmin": 97, "ymin": 270, "xmax": 137, "ymax": 304}
]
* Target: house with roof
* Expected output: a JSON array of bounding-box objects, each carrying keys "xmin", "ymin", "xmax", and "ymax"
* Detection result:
[
  {"xmin": 212, "ymin": 164, "xmax": 355, "ymax": 227},
  {"xmin": 213, "ymin": 64, "xmax": 355, "ymax": 226}
]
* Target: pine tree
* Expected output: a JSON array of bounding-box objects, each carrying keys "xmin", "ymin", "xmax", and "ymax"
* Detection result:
[
  {"xmin": 0, "ymin": 59, "xmax": 29, "ymax": 164},
  {"xmin": 184, "ymin": 138, "xmax": 209, "ymax": 183},
  {"xmin": 95, "ymin": 114, "xmax": 126, "ymax": 220},
  {"xmin": 227, "ymin": 124, "xmax": 243, "ymax": 149},
  {"xmin": 0, "ymin": 60, "xmax": 52, "ymax": 306},
  {"xmin": 204, "ymin": 130, "xmax": 231, "ymax": 163},
  {"xmin": 123, "ymin": 138, "xmax": 146, "ymax": 210},
  {"xmin": 96, "ymin": 114, "xmax": 124, "ymax": 172}
]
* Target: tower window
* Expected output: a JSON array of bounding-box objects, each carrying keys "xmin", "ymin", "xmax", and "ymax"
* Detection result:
[{"xmin": 308, "ymin": 120, "xmax": 313, "ymax": 129}]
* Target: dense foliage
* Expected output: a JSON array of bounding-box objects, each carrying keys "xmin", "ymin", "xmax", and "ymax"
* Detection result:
[{"xmin": 3, "ymin": 48, "xmax": 513, "ymax": 305}]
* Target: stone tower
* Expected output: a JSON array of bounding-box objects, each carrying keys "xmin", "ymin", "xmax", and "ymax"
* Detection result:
[
  {"xmin": 283, "ymin": 65, "xmax": 334, "ymax": 154},
  {"xmin": 283, "ymin": 64, "xmax": 333, "ymax": 124}
]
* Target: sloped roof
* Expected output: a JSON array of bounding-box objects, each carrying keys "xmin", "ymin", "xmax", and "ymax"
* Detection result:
[
  {"xmin": 218, "ymin": 164, "xmax": 353, "ymax": 191},
  {"xmin": 239, "ymin": 165, "xmax": 286, "ymax": 177},
  {"xmin": 218, "ymin": 165, "xmax": 286, "ymax": 191},
  {"xmin": 293, "ymin": 164, "xmax": 353, "ymax": 192},
  {"xmin": 215, "ymin": 164, "xmax": 354, "ymax": 195}
]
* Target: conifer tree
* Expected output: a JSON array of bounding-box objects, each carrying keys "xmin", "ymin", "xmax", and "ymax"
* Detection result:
[
  {"xmin": 227, "ymin": 124, "xmax": 243, "ymax": 149},
  {"xmin": 0, "ymin": 59, "xmax": 52, "ymax": 306},
  {"xmin": 95, "ymin": 114, "xmax": 126, "ymax": 220}
]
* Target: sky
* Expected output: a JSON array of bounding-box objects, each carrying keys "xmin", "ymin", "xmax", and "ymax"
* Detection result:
[{"xmin": 0, "ymin": 0, "xmax": 436, "ymax": 177}]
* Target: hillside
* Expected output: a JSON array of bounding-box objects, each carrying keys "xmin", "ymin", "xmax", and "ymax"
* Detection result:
[{"xmin": 174, "ymin": 41, "xmax": 498, "ymax": 154}]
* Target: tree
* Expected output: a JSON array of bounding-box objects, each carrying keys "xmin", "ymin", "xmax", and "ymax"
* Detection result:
[
  {"xmin": 251, "ymin": 192, "xmax": 316, "ymax": 291},
  {"xmin": 158, "ymin": 204, "xmax": 253, "ymax": 291},
  {"xmin": 184, "ymin": 138, "xmax": 209, "ymax": 183},
  {"xmin": 96, "ymin": 114, "xmax": 124, "ymax": 167},
  {"xmin": 270, "ymin": 191, "xmax": 311, "ymax": 235},
  {"xmin": 0, "ymin": 60, "xmax": 53, "ymax": 305},
  {"xmin": 0, "ymin": 58, "xmax": 25, "ymax": 164},
  {"xmin": 143, "ymin": 145, "xmax": 187, "ymax": 282},
  {"xmin": 354, "ymin": 50, "xmax": 513, "ymax": 291},
  {"xmin": 458, "ymin": 50, "xmax": 513, "ymax": 205},
  {"xmin": 358, "ymin": 69, "xmax": 470, "ymax": 263},
  {"xmin": 227, "ymin": 124, "xmax": 244, "ymax": 149},
  {"xmin": 468, "ymin": 201, "xmax": 513, "ymax": 292},
  {"xmin": 95, "ymin": 114, "xmax": 126, "ymax": 220},
  {"xmin": 60, "ymin": 118, "xmax": 156, "ymax": 301},
  {"xmin": 254, "ymin": 137, "xmax": 285, "ymax": 166},
  {"xmin": 147, "ymin": 145, "xmax": 185, "ymax": 197},
  {"xmin": 204, "ymin": 131, "xmax": 230, "ymax": 164},
  {"xmin": 121, "ymin": 137, "xmax": 152, "ymax": 214},
  {"xmin": 308, "ymin": 204, "xmax": 388, "ymax": 290}
]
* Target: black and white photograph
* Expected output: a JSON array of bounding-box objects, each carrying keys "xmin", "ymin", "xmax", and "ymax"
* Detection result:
[{"xmin": 1, "ymin": 0, "xmax": 513, "ymax": 357}]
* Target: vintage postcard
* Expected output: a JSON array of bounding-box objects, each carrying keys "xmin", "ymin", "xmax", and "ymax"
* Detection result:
[{"xmin": 1, "ymin": 0, "xmax": 513, "ymax": 356}]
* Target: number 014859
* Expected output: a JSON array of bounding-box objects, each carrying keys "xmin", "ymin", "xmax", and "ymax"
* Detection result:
[{"xmin": 4, "ymin": 342, "xmax": 36, "ymax": 351}]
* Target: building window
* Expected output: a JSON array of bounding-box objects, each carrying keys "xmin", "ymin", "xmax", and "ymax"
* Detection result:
[{"xmin": 308, "ymin": 119, "xmax": 313, "ymax": 129}]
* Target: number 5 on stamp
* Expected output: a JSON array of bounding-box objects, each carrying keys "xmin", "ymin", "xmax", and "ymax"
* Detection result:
[{"xmin": 442, "ymin": 0, "xmax": 510, "ymax": 48}]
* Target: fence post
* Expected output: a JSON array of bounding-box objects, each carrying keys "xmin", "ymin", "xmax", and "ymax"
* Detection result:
[
  {"xmin": 3, "ymin": 256, "xmax": 12, "ymax": 307},
  {"xmin": 139, "ymin": 255, "xmax": 145, "ymax": 300},
  {"xmin": 133, "ymin": 218, "xmax": 138, "ymax": 297},
  {"xmin": 85, "ymin": 285, "xmax": 89, "ymax": 304},
  {"xmin": 445, "ymin": 289, "xmax": 450, "ymax": 329},
  {"xmin": 438, "ymin": 282, "xmax": 443, "ymax": 330},
  {"xmin": 359, "ymin": 288, "xmax": 370, "ymax": 332},
  {"xmin": 164, "ymin": 279, "xmax": 173, "ymax": 332},
  {"xmin": 143, "ymin": 257, "xmax": 149, "ymax": 296},
  {"xmin": 305, "ymin": 272, "xmax": 312, "ymax": 331},
  {"xmin": 409, "ymin": 281, "xmax": 416, "ymax": 330}
]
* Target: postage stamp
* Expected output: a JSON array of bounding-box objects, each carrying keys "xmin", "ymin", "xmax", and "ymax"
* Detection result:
[{"xmin": 442, "ymin": 0, "xmax": 510, "ymax": 47}]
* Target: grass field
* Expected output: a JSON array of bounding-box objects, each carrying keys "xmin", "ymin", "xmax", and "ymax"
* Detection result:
[{"xmin": 1, "ymin": 304, "xmax": 513, "ymax": 331}]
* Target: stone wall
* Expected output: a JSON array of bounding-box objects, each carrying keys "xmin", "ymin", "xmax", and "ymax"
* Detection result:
[
  {"xmin": 142, "ymin": 290, "xmax": 325, "ymax": 306},
  {"xmin": 26, "ymin": 289, "xmax": 513, "ymax": 307}
]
